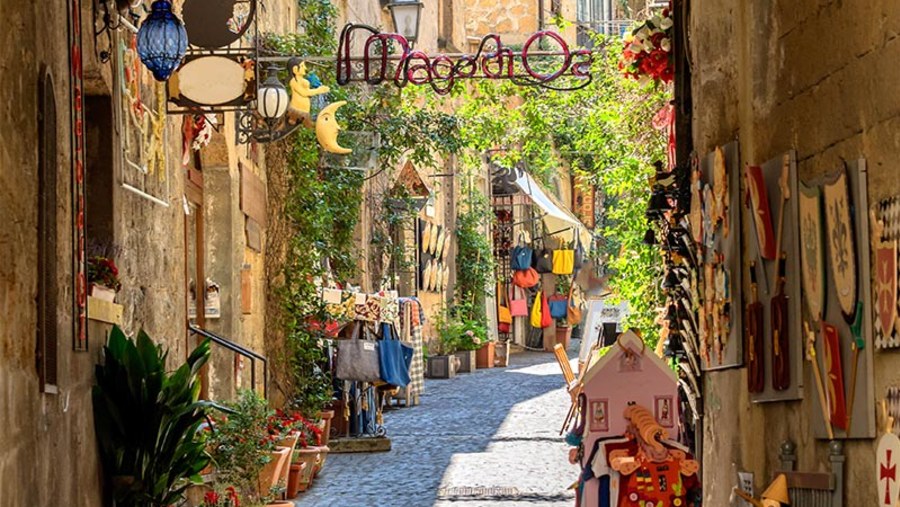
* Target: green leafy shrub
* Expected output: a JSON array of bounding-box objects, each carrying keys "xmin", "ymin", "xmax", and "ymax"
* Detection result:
[{"xmin": 92, "ymin": 326, "xmax": 220, "ymax": 507}]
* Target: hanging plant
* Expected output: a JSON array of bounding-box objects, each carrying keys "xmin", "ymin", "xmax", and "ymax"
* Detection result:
[{"xmin": 619, "ymin": 9, "xmax": 674, "ymax": 85}]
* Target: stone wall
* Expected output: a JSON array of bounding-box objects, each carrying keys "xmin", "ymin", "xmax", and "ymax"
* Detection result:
[
  {"xmin": 0, "ymin": 0, "xmax": 292, "ymax": 505},
  {"xmin": 690, "ymin": 1, "xmax": 900, "ymax": 504}
]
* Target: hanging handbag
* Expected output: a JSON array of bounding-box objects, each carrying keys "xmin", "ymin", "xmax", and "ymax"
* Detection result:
[
  {"xmin": 377, "ymin": 322, "xmax": 413, "ymax": 388},
  {"xmin": 566, "ymin": 284, "xmax": 583, "ymax": 326},
  {"xmin": 509, "ymin": 285, "xmax": 528, "ymax": 317},
  {"xmin": 534, "ymin": 243, "xmax": 554, "ymax": 273},
  {"xmin": 573, "ymin": 237, "xmax": 586, "ymax": 270},
  {"xmin": 530, "ymin": 290, "xmax": 544, "ymax": 328},
  {"xmin": 335, "ymin": 322, "xmax": 382, "ymax": 382},
  {"xmin": 497, "ymin": 283, "xmax": 512, "ymax": 325},
  {"xmin": 552, "ymin": 241, "xmax": 575, "ymax": 275},
  {"xmin": 540, "ymin": 291, "xmax": 553, "ymax": 328},
  {"xmin": 510, "ymin": 233, "xmax": 533, "ymax": 271},
  {"xmin": 512, "ymin": 267, "xmax": 540, "ymax": 288},
  {"xmin": 548, "ymin": 292, "xmax": 569, "ymax": 319}
]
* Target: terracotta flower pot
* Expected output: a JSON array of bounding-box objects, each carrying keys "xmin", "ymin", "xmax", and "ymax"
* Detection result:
[
  {"xmin": 292, "ymin": 446, "xmax": 321, "ymax": 492},
  {"xmin": 312, "ymin": 445, "xmax": 329, "ymax": 479},
  {"xmin": 287, "ymin": 462, "xmax": 306, "ymax": 498},
  {"xmin": 257, "ymin": 446, "xmax": 291, "ymax": 496},
  {"xmin": 275, "ymin": 432, "xmax": 300, "ymax": 498},
  {"xmin": 476, "ymin": 342, "xmax": 496, "ymax": 369},
  {"xmin": 555, "ymin": 325, "xmax": 572, "ymax": 350},
  {"xmin": 266, "ymin": 502, "xmax": 294, "ymax": 507},
  {"xmin": 317, "ymin": 409, "xmax": 335, "ymax": 446}
]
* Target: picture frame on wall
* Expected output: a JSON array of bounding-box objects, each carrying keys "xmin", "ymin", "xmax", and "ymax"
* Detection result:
[
  {"xmin": 655, "ymin": 395, "xmax": 675, "ymax": 428},
  {"xmin": 589, "ymin": 399, "xmax": 609, "ymax": 432}
]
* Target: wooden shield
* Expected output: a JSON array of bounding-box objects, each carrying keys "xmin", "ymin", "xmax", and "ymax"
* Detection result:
[
  {"xmin": 877, "ymin": 433, "xmax": 900, "ymax": 507},
  {"xmin": 798, "ymin": 182, "xmax": 825, "ymax": 320},
  {"xmin": 821, "ymin": 321, "xmax": 848, "ymax": 430},
  {"xmin": 875, "ymin": 241, "xmax": 898, "ymax": 337},
  {"xmin": 823, "ymin": 168, "xmax": 858, "ymax": 319},
  {"xmin": 745, "ymin": 165, "xmax": 777, "ymax": 260}
]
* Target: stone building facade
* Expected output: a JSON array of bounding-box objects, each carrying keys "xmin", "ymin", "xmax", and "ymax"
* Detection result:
[
  {"xmin": 690, "ymin": 1, "xmax": 900, "ymax": 504},
  {"xmin": 0, "ymin": 0, "xmax": 293, "ymax": 504}
]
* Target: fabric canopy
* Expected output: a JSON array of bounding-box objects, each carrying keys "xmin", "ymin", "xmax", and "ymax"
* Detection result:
[{"xmin": 513, "ymin": 170, "xmax": 593, "ymax": 249}]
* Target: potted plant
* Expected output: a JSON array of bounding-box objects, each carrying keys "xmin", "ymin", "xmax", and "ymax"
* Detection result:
[
  {"xmin": 87, "ymin": 255, "xmax": 122, "ymax": 302},
  {"xmin": 427, "ymin": 310, "xmax": 461, "ymax": 379},
  {"xmin": 291, "ymin": 416, "xmax": 325, "ymax": 493},
  {"xmin": 206, "ymin": 389, "xmax": 280, "ymax": 506},
  {"xmin": 202, "ymin": 487, "xmax": 241, "ymax": 507},
  {"xmin": 435, "ymin": 306, "xmax": 478, "ymax": 373},
  {"xmin": 316, "ymin": 406, "xmax": 336, "ymax": 446},
  {"xmin": 555, "ymin": 322, "xmax": 573, "ymax": 350},
  {"xmin": 92, "ymin": 326, "xmax": 226, "ymax": 507}
]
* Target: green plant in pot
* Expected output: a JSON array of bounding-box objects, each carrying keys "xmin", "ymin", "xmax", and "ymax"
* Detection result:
[
  {"xmin": 92, "ymin": 325, "xmax": 224, "ymax": 507},
  {"xmin": 206, "ymin": 389, "xmax": 280, "ymax": 505}
]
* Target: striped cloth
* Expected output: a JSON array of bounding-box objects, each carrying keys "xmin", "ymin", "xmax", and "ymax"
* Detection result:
[{"xmin": 400, "ymin": 298, "xmax": 426, "ymax": 400}]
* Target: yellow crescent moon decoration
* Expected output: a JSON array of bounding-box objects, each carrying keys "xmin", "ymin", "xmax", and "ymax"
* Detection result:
[{"xmin": 315, "ymin": 101, "xmax": 352, "ymax": 155}]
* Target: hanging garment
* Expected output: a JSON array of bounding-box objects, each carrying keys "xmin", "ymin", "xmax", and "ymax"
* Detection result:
[{"xmin": 399, "ymin": 298, "xmax": 425, "ymax": 399}]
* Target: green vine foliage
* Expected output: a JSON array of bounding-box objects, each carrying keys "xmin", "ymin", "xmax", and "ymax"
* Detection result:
[
  {"xmin": 454, "ymin": 188, "xmax": 496, "ymax": 321},
  {"xmin": 264, "ymin": 0, "xmax": 467, "ymax": 415},
  {"xmin": 413, "ymin": 34, "xmax": 670, "ymax": 343}
]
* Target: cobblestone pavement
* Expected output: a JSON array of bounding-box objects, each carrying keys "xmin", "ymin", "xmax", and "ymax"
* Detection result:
[{"xmin": 297, "ymin": 343, "xmax": 579, "ymax": 507}]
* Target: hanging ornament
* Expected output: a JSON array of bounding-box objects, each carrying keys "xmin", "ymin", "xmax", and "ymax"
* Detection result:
[{"xmin": 137, "ymin": 1, "xmax": 188, "ymax": 81}]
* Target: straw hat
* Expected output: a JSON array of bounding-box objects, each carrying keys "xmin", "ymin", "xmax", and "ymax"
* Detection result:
[{"xmin": 429, "ymin": 224, "xmax": 439, "ymax": 254}]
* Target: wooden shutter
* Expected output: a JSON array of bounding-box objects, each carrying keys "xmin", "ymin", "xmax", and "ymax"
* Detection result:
[{"xmin": 36, "ymin": 67, "xmax": 59, "ymax": 393}]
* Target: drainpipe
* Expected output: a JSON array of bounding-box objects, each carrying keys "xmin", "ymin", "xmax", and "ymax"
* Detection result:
[{"xmin": 538, "ymin": 0, "xmax": 544, "ymax": 31}]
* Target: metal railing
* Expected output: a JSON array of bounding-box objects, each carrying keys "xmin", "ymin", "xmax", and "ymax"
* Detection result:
[{"xmin": 189, "ymin": 325, "xmax": 267, "ymax": 398}]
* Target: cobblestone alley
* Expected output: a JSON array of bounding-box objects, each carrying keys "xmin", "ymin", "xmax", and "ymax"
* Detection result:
[{"xmin": 297, "ymin": 346, "xmax": 578, "ymax": 507}]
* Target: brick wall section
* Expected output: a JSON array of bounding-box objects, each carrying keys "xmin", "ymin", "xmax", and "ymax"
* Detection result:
[{"xmin": 691, "ymin": 1, "xmax": 900, "ymax": 504}]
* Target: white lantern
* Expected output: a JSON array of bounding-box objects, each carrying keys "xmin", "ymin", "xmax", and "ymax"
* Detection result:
[
  {"xmin": 257, "ymin": 67, "xmax": 289, "ymax": 120},
  {"xmin": 387, "ymin": 0, "xmax": 423, "ymax": 44}
]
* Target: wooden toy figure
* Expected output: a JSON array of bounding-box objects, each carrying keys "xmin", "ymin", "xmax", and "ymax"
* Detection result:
[
  {"xmin": 734, "ymin": 474, "xmax": 791, "ymax": 507},
  {"xmin": 287, "ymin": 58, "xmax": 330, "ymax": 128},
  {"xmin": 609, "ymin": 404, "xmax": 700, "ymax": 506}
]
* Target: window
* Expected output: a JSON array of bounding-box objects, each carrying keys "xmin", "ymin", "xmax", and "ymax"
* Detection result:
[{"xmin": 36, "ymin": 67, "xmax": 59, "ymax": 393}]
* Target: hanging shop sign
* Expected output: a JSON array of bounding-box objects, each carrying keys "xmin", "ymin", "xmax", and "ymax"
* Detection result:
[{"xmin": 336, "ymin": 24, "xmax": 593, "ymax": 95}]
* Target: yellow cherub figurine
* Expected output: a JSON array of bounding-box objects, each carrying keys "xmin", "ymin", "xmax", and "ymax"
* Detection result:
[{"xmin": 287, "ymin": 58, "xmax": 329, "ymax": 128}]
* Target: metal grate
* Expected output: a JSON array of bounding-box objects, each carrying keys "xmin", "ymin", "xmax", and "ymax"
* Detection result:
[{"xmin": 37, "ymin": 67, "xmax": 59, "ymax": 392}]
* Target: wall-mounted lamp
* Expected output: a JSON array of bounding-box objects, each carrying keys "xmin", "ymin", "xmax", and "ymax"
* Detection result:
[{"xmin": 386, "ymin": 0, "xmax": 423, "ymax": 45}]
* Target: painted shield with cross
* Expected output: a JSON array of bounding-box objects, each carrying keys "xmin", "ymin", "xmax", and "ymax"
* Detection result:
[
  {"xmin": 877, "ymin": 432, "xmax": 900, "ymax": 507},
  {"xmin": 875, "ymin": 241, "xmax": 898, "ymax": 339}
]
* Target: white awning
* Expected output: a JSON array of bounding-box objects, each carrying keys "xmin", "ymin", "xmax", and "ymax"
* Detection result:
[{"xmin": 513, "ymin": 171, "xmax": 592, "ymax": 249}]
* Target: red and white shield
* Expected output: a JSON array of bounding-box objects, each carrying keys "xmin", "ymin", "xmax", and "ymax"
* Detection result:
[
  {"xmin": 875, "ymin": 242, "xmax": 898, "ymax": 337},
  {"xmin": 877, "ymin": 433, "xmax": 900, "ymax": 507}
]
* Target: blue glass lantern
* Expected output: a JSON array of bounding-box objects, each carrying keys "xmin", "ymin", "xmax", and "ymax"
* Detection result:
[{"xmin": 137, "ymin": 1, "xmax": 188, "ymax": 81}]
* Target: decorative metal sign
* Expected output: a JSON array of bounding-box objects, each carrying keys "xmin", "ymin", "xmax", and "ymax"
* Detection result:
[
  {"xmin": 68, "ymin": 0, "xmax": 88, "ymax": 351},
  {"xmin": 336, "ymin": 24, "xmax": 594, "ymax": 95}
]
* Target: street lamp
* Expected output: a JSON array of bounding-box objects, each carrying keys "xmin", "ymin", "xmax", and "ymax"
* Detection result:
[
  {"xmin": 256, "ymin": 67, "xmax": 289, "ymax": 123},
  {"xmin": 386, "ymin": 0, "xmax": 423, "ymax": 45},
  {"xmin": 136, "ymin": 0, "xmax": 188, "ymax": 81}
]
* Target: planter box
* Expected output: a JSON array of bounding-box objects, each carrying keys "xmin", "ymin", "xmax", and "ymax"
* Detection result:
[
  {"xmin": 426, "ymin": 355, "xmax": 458, "ymax": 379},
  {"xmin": 454, "ymin": 350, "xmax": 477, "ymax": 373},
  {"xmin": 476, "ymin": 342, "xmax": 496, "ymax": 369},
  {"xmin": 90, "ymin": 284, "xmax": 116, "ymax": 302},
  {"xmin": 556, "ymin": 325, "xmax": 572, "ymax": 351},
  {"xmin": 494, "ymin": 341, "xmax": 510, "ymax": 367}
]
